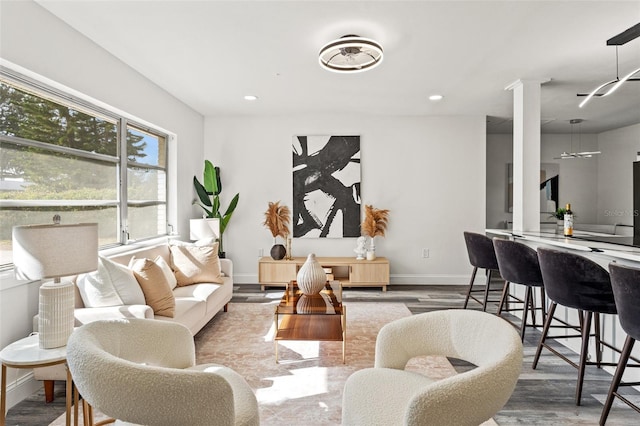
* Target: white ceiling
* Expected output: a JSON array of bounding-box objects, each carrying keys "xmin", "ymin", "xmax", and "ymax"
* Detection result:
[{"xmin": 34, "ymin": 0, "xmax": 640, "ymax": 134}]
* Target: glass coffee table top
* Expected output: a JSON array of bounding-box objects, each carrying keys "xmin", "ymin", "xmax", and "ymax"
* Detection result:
[{"xmin": 274, "ymin": 280, "xmax": 346, "ymax": 363}]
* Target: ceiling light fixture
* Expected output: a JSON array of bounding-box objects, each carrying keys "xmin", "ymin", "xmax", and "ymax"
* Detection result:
[
  {"xmin": 429, "ymin": 94, "xmax": 444, "ymax": 101},
  {"xmin": 578, "ymin": 23, "xmax": 640, "ymax": 108},
  {"xmin": 244, "ymin": 95, "xmax": 258, "ymax": 101},
  {"xmin": 554, "ymin": 119, "xmax": 601, "ymax": 159},
  {"xmin": 319, "ymin": 35, "xmax": 383, "ymax": 73}
]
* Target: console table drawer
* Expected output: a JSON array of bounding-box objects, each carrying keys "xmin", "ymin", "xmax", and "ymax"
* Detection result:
[
  {"xmin": 350, "ymin": 263, "xmax": 389, "ymax": 284},
  {"xmin": 259, "ymin": 262, "xmax": 297, "ymax": 284}
]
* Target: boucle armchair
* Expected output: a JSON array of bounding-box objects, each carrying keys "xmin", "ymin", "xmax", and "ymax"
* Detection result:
[
  {"xmin": 342, "ymin": 309, "xmax": 523, "ymax": 426},
  {"xmin": 66, "ymin": 319, "xmax": 259, "ymax": 426}
]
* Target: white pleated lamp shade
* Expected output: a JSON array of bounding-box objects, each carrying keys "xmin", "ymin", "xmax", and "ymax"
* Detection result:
[
  {"xmin": 12, "ymin": 223, "xmax": 99, "ymax": 280},
  {"xmin": 12, "ymin": 222, "xmax": 98, "ymax": 348}
]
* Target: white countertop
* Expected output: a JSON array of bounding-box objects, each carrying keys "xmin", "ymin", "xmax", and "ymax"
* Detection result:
[{"xmin": 486, "ymin": 229, "xmax": 640, "ymax": 264}]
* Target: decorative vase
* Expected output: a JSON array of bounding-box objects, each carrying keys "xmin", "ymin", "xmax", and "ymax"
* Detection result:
[
  {"xmin": 270, "ymin": 244, "xmax": 286, "ymax": 260},
  {"xmin": 296, "ymin": 253, "xmax": 327, "ymax": 295},
  {"xmin": 285, "ymin": 237, "xmax": 292, "ymax": 260},
  {"xmin": 296, "ymin": 294, "xmax": 328, "ymax": 314},
  {"xmin": 367, "ymin": 237, "xmax": 376, "ymax": 260}
]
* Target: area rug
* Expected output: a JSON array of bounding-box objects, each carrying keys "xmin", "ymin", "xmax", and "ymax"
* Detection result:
[{"xmin": 50, "ymin": 302, "xmax": 495, "ymax": 425}]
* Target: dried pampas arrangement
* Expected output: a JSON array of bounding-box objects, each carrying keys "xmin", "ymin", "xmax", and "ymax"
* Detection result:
[
  {"xmin": 361, "ymin": 205, "xmax": 389, "ymax": 238},
  {"xmin": 263, "ymin": 201, "xmax": 291, "ymax": 239}
]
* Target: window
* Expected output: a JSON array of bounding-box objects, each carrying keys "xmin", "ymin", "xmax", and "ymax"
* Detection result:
[{"xmin": 0, "ymin": 70, "xmax": 169, "ymax": 267}]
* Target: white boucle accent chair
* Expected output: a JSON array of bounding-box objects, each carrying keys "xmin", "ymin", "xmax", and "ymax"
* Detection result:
[
  {"xmin": 342, "ymin": 309, "xmax": 523, "ymax": 426},
  {"xmin": 66, "ymin": 318, "xmax": 259, "ymax": 426}
]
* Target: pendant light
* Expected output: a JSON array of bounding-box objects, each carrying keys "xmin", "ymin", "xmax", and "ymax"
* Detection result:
[
  {"xmin": 554, "ymin": 119, "xmax": 601, "ymax": 159},
  {"xmin": 578, "ymin": 23, "xmax": 640, "ymax": 108}
]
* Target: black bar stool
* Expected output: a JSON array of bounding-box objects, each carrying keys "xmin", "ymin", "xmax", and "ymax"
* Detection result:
[
  {"xmin": 600, "ymin": 262, "xmax": 640, "ymax": 425},
  {"xmin": 493, "ymin": 238, "xmax": 546, "ymax": 341},
  {"xmin": 533, "ymin": 247, "xmax": 618, "ymax": 405},
  {"xmin": 462, "ymin": 232, "xmax": 501, "ymax": 311}
]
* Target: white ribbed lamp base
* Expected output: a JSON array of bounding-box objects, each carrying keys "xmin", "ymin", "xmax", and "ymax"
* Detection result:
[{"xmin": 38, "ymin": 281, "xmax": 75, "ymax": 349}]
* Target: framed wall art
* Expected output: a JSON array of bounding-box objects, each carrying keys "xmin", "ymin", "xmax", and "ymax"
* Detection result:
[{"xmin": 292, "ymin": 135, "xmax": 361, "ymax": 238}]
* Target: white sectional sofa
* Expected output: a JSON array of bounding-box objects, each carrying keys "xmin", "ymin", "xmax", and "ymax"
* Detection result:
[{"xmin": 35, "ymin": 239, "xmax": 233, "ymax": 401}]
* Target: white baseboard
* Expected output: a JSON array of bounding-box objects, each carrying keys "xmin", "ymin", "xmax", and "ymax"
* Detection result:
[
  {"xmin": 3, "ymin": 371, "xmax": 40, "ymax": 411},
  {"xmin": 235, "ymin": 274, "xmax": 474, "ymax": 286}
]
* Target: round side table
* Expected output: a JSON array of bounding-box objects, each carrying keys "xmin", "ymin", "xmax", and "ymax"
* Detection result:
[{"xmin": 0, "ymin": 334, "xmax": 77, "ymax": 426}]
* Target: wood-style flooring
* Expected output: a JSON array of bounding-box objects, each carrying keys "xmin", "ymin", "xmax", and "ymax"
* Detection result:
[{"xmin": 4, "ymin": 284, "xmax": 640, "ymax": 425}]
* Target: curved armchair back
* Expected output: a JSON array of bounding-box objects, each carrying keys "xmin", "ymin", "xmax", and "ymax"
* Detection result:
[
  {"xmin": 356, "ymin": 310, "xmax": 522, "ymax": 425},
  {"xmin": 67, "ymin": 319, "xmax": 236, "ymax": 426}
]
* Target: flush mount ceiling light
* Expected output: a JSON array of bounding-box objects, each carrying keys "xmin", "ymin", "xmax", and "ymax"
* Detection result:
[
  {"xmin": 554, "ymin": 119, "xmax": 601, "ymax": 160},
  {"xmin": 319, "ymin": 35, "xmax": 383, "ymax": 73},
  {"xmin": 578, "ymin": 23, "xmax": 640, "ymax": 108}
]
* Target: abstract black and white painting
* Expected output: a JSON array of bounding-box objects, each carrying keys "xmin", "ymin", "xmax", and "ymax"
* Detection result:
[{"xmin": 293, "ymin": 135, "xmax": 361, "ymax": 238}]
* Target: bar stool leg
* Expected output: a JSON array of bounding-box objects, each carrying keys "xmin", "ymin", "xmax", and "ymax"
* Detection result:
[
  {"xmin": 600, "ymin": 335, "xmax": 635, "ymax": 425},
  {"xmin": 463, "ymin": 266, "xmax": 478, "ymax": 309},
  {"xmin": 576, "ymin": 311, "xmax": 593, "ymax": 406},
  {"xmin": 482, "ymin": 270, "xmax": 493, "ymax": 312},
  {"xmin": 533, "ymin": 302, "xmax": 557, "ymax": 369},
  {"xmin": 540, "ymin": 287, "xmax": 547, "ymax": 326},
  {"xmin": 520, "ymin": 286, "xmax": 532, "ymax": 341},
  {"xmin": 497, "ymin": 280, "xmax": 509, "ymax": 316},
  {"xmin": 594, "ymin": 313, "xmax": 603, "ymax": 367}
]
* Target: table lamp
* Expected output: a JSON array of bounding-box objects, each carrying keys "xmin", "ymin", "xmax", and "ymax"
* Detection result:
[
  {"xmin": 189, "ymin": 218, "xmax": 220, "ymax": 241},
  {"xmin": 12, "ymin": 218, "xmax": 98, "ymax": 349}
]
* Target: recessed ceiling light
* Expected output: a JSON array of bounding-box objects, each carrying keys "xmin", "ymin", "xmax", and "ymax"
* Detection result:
[
  {"xmin": 244, "ymin": 95, "xmax": 258, "ymax": 101},
  {"xmin": 429, "ymin": 95, "xmax": 443, "ymax": 101}
]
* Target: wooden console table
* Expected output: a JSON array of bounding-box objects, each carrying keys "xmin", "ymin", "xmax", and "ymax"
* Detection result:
[{"xmin": 258, "ymin": 256, "xmax": 389, "ymax": 291}]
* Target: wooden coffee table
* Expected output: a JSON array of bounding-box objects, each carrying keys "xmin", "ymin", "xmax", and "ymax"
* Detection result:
[{"xmin": 274, "ymin": 280, "xmax": 346, "ymax": 363}]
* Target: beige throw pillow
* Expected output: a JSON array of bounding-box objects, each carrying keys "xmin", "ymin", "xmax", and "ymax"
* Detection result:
[
  {"xmin": 129, "ymin": 258, "xmax": 176, "ymax": 317},
  {"xmin": 170, "ymin": 243, "xmax": 223, "ymax": 286}
]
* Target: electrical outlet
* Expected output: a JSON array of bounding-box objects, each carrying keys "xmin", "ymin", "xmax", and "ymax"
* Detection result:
[
  {"xmin": 258, "ymin": 248, "xmax": 264, "ymax": 257},
  {"xmin": 422, "ymin": 248, "xmax": 429, "ymax": 258}
]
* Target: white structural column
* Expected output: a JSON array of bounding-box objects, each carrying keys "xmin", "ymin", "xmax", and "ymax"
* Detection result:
[{"xmin": 506, "ymin": 79, "xmax": 547, "ymax": 232}]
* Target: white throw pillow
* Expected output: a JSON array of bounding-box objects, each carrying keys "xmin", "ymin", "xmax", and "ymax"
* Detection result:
[
  {"xmin": 154, "ymin": 255, "xmax": 178, "ymax": 290},
  {"xmin": 76, "ymin": 258, "xmax": 124, "ymax": 308},
  {"xmin": 100, "ymin": 256, "xmax": 146, "ymax": 305}
]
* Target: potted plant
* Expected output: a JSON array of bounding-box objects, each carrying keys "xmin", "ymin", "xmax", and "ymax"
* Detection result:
[
  {"xmin": 361, "ymin": 204, "xmax": 389, "ymax": 260},
  {"xmin": 263, "ymin": 201, "xmax": 291, "ymax": 260},
  {"xmin": 550, "ymin": 207, "xmax": 567, "ymax": 222},
  {"xmin": 193, "ymin": 160, "xmax": 239, "ymax": 258}
]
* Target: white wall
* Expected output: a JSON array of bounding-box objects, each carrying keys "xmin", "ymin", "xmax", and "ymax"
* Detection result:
[
  {"xmin": 204, "ymin": 115, "xmax": 487, "ymax": 285},
  {"xmin": 597, "ymin": 124, "xmax": 640, "ymax": 225},
  {"xmin": 0, "ymin": 0, "xmax": 204, "ymax": 409}
]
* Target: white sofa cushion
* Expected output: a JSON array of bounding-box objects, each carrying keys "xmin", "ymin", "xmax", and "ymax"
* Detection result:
[
  {"xmin": 102, "ymin": 256, "xmax": 146, "ymax": 305},
  {"xmin": 172, "ymin": 280, "xmax": 232, "ymax": 315},
  {"xmin": 76, "ymin": 259, "xmax": 123, "ymax": 308},
  {"xmin": 77, "ymin": 256, "xmax": 145, "ymax": 307},
  {"xmin": 155, "ymin": 297, "xmax": 206, "ymax": 334}
]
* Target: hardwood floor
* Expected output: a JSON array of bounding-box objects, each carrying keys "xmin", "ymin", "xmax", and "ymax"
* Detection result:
[{"xmin": 5, "ymin": 284, "xmax": 639, "ymax": 425}]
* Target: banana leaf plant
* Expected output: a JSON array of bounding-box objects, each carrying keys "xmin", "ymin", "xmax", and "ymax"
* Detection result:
[{"xmin": 193, "ymin": 160, "xmax": 239, "ymax": 257}]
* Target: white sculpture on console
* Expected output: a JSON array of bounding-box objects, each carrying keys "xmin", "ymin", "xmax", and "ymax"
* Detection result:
[{"xmin": 354, "ymin": 236, "xmax": 367, "ymax": 260}]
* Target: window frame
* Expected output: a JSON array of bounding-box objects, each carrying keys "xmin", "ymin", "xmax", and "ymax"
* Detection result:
[{"xmin": 0, "ymin": 66, "xmax": 170, "ymax": 267}]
